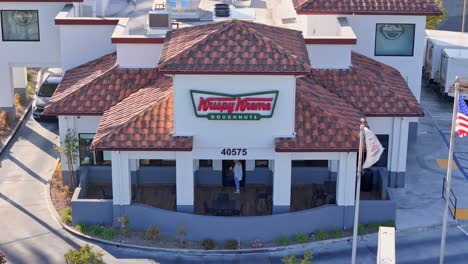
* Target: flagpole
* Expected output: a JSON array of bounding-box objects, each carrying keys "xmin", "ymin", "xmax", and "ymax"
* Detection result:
[
  {"xmin": 439, "ymin": 77, "xmax": 460, "ymax": 264},
  {"xmin": 351, "ymin": 118, "xmax": 366, "ymax": 264}
]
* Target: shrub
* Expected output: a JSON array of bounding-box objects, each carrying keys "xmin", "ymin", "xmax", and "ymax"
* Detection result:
[
  {"xmin": 101, "ymin": 228, "xmax": 116, "ymax": 240},
  {"xmin": 358, "ymin": 224, "xmax": 364, "ymax": 235},
  {"xmin": 117, "ymin": 216, "xmax": 130, "ymax": 237},
  {"xmin": 224, "ymin": 240, "xmax": 238, "ymax": 250},
  {"xmin": 60, "ymin": 207, "xmax": 72, "ymax": 224},
  {"xmin": 89, "ymin": 225, "xmax": 104, "ymax": 237},
  {"xmin": 27, "ymin": 82, "xmax": 34, "ymax": 95},
  {"xmin": 145, "ymin": 225, "xmax": 160, "ymax": 240},
  {"xmin": 0, "ymin": 111, "xmax": 10, "ymax": 133},
  {"xmin": 251, "ymin": 239, "xmax": 262, "ymax": 248},
  {"xmin": 75, "ymin": 223, "xmax": 88, "ymax": 233},
  {"xmin": 275, "ymin": 236, "xmax": 290, "ymax": 246},
  {"xmin": 292, "ymin": 233, "xmax": 308, "ymax": 244},
  {"xmin": 281, "ymin": 250, "xmax": 314, "ymax": 264},
  {"xmin": 0, "ymin": 252, "xmax": 6, "ymax": 264},
  {"xmin": 331, "ymin": 229, "xmax": 343, "ymax": 239},
  {"xmin": 177, "ymin": 224, "xmax": 187, "ymax": 246},
  {"xmin": 202, "ymin": 239, "xmax": 216, "ymax": 250},
  {"xmin": 382, "ymin": 220, "xmax": 395, "ymax": 228},
  {"xmin": 368, "ymin": 222, "xmax": 380, "ymax": 232},
  {"xmin": 64, "ymin": 244, "xmax": 104, "ymax": 264},
  {"xmin": 315, "ymin": 230, "xmax": 328, "ymax": 241},
  {"xmin": 14, "ymin": 93, "xmax": 24, "ymax": 108}
]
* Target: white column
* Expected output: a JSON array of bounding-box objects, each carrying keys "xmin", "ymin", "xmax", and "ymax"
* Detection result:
[
  {"xmin": 397, "ymin": 118, "xmax": 409, "ymax": 173},
  {"xmin": 193, "ymin": 159, "xmax": 199, "ymax": 172},
  {"xmin": 111, "ymin": 151, "xmax": 131, "ymax": 205},
  {"xmin": 176, "ymin": 152, "xmax": 194, "ymax": 213},
  {"xmin": 273, "ymin": 153, "xmax": 291, "ymax": 214},
  {"xmin": 0, "ymin": 63, "xmax": 14, "ymax": 119},
  {"xmin": 390, "ymin": 117, "xmax": 402, "ymax": 173},
  {"xmin": 336, "ymin": 152, "xmax": 357, "ymax": 206}
]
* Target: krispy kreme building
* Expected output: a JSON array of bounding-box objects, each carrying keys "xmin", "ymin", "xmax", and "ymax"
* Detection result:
[{"xmin": 44, "ymin": 20, "xmax": 424, "ymax": 240}]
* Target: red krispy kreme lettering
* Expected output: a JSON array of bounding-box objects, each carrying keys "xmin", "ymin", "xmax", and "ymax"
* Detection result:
[{"xmin": 198, "ymin": 96, "xmax": 273, "ymax": 113}]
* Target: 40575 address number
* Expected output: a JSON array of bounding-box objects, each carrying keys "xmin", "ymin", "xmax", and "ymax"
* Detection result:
[{"xmin": 221, "ymin": 148, "xmax": 247, "ymax": 156}]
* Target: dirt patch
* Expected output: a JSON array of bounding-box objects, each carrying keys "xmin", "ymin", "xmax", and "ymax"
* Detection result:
[{"xmin": 50, "ymin": 163, "xmax": 72, "ymax": 213}]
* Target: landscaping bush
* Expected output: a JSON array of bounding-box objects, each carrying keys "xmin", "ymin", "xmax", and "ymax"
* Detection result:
[
  {"xmin": 331, "ymin": 229, "xmax": 342, "ymax": 239},
  {"xmin": 314, "ymin": 230, "xmax": 328, "ymax": 241},
  {"xmin": 281, "ymin": 250, "xmax": 313, "ymax": 264},
  {"xmin": 64, "ymin": 244, "xmax": 105, "ymax": 264},
  {"xmin": 202, "ymin": 239, "xmax": 216, "ymax": 250},
  {"xmin": 292, "ymin": 233, "xmax": 308, "ymax": 244},
  {"xmin": 0, "ymin": 252, "xmax": 6, "ymax": 264},
  {"xmin": 251, "ymin": 239, "xmax": 262, "ymax": 248},
  {"xmin": 275, "ymin": 236, "xmax": 290, "ymax": 246},
  {"xmin": 75, "ymin": 223, "xmax": 88, "ymax": 233},
  {"xmin": 382, "ymin": 220, "xmax": 395, "ymax": 228},
  {"xmin": 177, "ymin": 224, "xmax": 187, "ymax": 246},
  {"xmin": 368, "ymin": 222, "xmax": 380, "ymax": 232},
  {"xmin": 101, "ymin": 227, "xmax": 116, "ymax": 240},
  {"xmin": 224, "ymin": 240, "xmax": 238, "ymax": 249},
  {"xmin": 89, "ymin": 226, "xmax": 104, "ymax": 237},
  {"xmin": 358, "ymin": 224, "xmax": 364, "ymax": 235},
  {"xmin": 60, "ymin": 207, "xmax": 72, "ymax": 224},
  {"xmin": 14, "ymin": 93, "xmax": 24, "ymax": 108},
  {"xmin": 117, "ymin": 216, "xmax": 130, "ymax": 237},
  {"xmin": 0, "ymin": 111, "xmax": 10, "ymax": 133},
  {"xmin": 27, "ymin": 82, "xmax": 34, "ymax": 95},
  {"xmin": 145, "ymin": 225, "xmax": 160, "ymax": 240}
]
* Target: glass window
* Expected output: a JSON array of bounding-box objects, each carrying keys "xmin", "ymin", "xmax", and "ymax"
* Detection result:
[
  {"xmin": 292, "ymin": 160, "xmax": 328, "ymax": 167},
  {"xmin": 140, "ymin": 159, "xmax": 176, "ymax": 166},
  {"xmin": 37, "ymin": 83, "xmax": 58, "ymax": 97},
  {"xmin": 78, "ymin": 134, "xmax": 111, "ymax": 166},
  {"xmin": 375, "ymin": 24, "xmax": 415, "ymax": 56},
  {"xmin": 199, "ymin": 160, "xmax": 212, "ymax": 167},
  {"xmin": 255, "ymin": 160, "xmax": 269, "ymax": 168},
  {"xmin": 1, "ymin": 10, "xmax": 40, "ymax": 41}
]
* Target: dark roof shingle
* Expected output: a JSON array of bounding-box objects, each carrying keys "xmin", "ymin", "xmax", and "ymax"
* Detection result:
[
  {"xmin": 44, "ymin": 53, "xmax": 158, "ymax": 116},
  {"xmin": 293, "ymin": 0, "xmax": 442, "ymax": 15},
  {"xmin": 91, "ymin": 76, "xmax": 192, "ymax": 151},
  {"xmin": 310, "ymin": 52, "xmax": 424, "ymax": 117},
  {"xmin": 157, "ymin": 20, "xmax": 312, "ymax": 75},
  {"xmin": 276, "ymin": 78, "xmax": 363, "ymax": 152}
]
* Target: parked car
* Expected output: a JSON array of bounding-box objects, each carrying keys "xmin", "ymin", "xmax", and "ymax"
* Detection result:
[{"xmin": 33, "ymin": 74, "xmax": 62, "ymax": 119}]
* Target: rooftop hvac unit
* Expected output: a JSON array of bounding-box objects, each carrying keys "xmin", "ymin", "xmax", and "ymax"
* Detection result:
[{"xmin": 148, "ymin": 11, "xmax": 171, "ymax": 28}]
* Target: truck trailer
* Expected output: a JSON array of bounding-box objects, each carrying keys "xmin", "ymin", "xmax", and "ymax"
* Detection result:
[{"xmin": 439, "ymin": 48, "xmax": 468, "ymax": 99}]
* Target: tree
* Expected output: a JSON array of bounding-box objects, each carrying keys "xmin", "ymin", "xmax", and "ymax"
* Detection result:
[
  {"xmin": 426, "ymin": 0, "xmax": 447, "ymax": 30},
  {"xmin": 55, "ymin": 129, "xmax": 79, "ymax": 189}
]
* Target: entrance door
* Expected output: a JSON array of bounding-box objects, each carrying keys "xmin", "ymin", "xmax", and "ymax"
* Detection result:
[{"xmin": 222, "ymin": 160, "xmax": 246, "ymax": 187}]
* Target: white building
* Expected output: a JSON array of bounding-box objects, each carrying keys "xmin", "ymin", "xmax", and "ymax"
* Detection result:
[{"xmin": 1, "ymin": 0, "xmax": 441, "ymax": 240}]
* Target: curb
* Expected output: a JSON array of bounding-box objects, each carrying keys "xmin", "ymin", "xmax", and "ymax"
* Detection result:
[{"xmin": 0, "ymin": 101, "xmax": 32, "ymax": 156}]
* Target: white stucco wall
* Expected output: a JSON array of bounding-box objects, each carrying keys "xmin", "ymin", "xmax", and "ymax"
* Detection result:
[
  {"xmin": 58, "ymin": 115, "xmax": 102, "ymax": 171},
  {"xmin": 306, "ymin": 44, "xmax": 352, "ymax": 69},
  {"xmin": 116, "ymin": 43, "xmax": 162, "ymax": 68},
  {"xmin": 0, "ymin": 2, "xmax": 65, "ymax": 108},
  {"xmin": 59, "ymin": 24, "xmax": 116, "ymax": 71},
  {"xmin": 345, "ymin": 15, "xmax": 426, "ymax": 101},
  {"xmin": 173, "ymin": 75, "xmax": 296, "ymax": 149}
]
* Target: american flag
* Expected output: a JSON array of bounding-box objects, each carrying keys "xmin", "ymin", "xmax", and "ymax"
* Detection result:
[{"xmin": 457, "ymin": 95, "xmax": 468, "ymax": 138}]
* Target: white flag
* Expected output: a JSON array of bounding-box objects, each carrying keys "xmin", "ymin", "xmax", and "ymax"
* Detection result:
[{"xmin": 362, "ymin": 127, "xmax": 384, "ymax": 169}]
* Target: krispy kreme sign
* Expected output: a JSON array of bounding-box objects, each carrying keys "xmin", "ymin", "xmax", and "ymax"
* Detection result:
[{"xmin": 190, "ymin": 90, "xmax": 279, "ymax": 120}]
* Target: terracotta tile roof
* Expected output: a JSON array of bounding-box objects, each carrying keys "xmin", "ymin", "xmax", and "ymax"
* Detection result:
[
  {"xmin": 276, "ymin": 78, "xmax": 363, "ymax": 152},
  {"xmin": 44, "ymin": 53, "xmax": 158, "ymax": 116},
  {"xmin": 157, "ymin": 20, "xmax": 312, "ymax": 75},
  {"xmin": 91, "ymin": 76, "xmax": 192, "ymax": 151},
  {"xmin": 310, "ymin": 52, "xmax": 424, "ymax": 117},
  {"xmin": 293, "ymin": 0, "xmax": 442, "ymax": 15}
]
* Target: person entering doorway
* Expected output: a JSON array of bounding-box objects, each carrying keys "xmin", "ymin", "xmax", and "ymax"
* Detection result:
[{"xmin": 231, "ymin": 160, "xmax": 243, "ymax": 193}]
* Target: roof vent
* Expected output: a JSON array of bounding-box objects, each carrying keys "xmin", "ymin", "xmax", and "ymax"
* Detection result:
[
  {"xmin": 214, "ymin": 4, "xmax": 230, "ymax": 17},
  {"xmin": 147, "ymin": 10, "xmax": 171, "ymax": 35}
]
